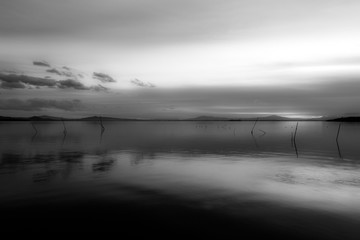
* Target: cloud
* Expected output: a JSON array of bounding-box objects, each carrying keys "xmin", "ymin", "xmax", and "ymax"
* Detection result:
[
  {"xmin": 130, "ymin": 78, "xmax": 155, "ymax": 88},
  {"xmin": 61, "ymin": 70, "xmax": 77, "ymax": 78},
  {"xmin": 91, "ymin": 84, "xmax": 108, "ymax": 92},
  {"xmin": 57, "ymin": 80, "xmax": 108, "ymax": 91},
  {"xmin": 21, "ymin": 76, "xmax": 57, "ymax": 87},
  {"xmin": 46, "ymin": 68, "xmax": 62, "ymax": 75},
  {"xmin": 0, "ymin": 81, "xmax": 26, "ymax": 89},
  {"xmin": 57, "ymin": 79, "xmax": 89, "ymax": 90},
  {"xmin": 0, "ymin": 73, "xmax": 108, "ymax": 92},
  {"xmin": 46, "ymin": 68, "xmax": 79, "ymax": 79},
  {"xmin": 0, "ymin": 98, "xmax": 83, "ymax": 111},
  {"xmin": 93, "ymin": 72, "xmax": 116, "ymax": 83},
  {"xmin": 33, "ymin": 60, "xmax": 50, "ymax": 67},
  {"xmin": 0, "ymin": 73, "xmax": 57, "ymax": 88}
]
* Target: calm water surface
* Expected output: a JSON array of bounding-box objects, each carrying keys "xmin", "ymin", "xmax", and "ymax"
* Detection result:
[{"xmin": 1, "ymin": 121, "xmax": 360, "ymax": 238}]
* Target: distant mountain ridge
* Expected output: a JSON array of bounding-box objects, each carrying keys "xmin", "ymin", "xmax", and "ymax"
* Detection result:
[
  {"xmin": 0, "ymin": 115, "xmax": 138, "ymax": 121},
  {"xmin": 0, "ymin": 115, "xmax": 70, "ymax": 121},
  {"xmin": 184, "ymin": 115, "xmax": 290, "ymax": 121},
  {"xmin": 1, "ymin": 114, "xmax": 360, "ymax": 121},
  {"xmin": 186, "ymin": 116, "xmax": 231, "ymax": 121},
  {"xmin": 80, "ymin": 116, "xmax": 136, "ymax": 121}
]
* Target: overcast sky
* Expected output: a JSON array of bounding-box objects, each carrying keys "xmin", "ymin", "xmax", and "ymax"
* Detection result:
[{"xmin": 1, "ymin": 0, "xmax": 360, "ymax": 118}]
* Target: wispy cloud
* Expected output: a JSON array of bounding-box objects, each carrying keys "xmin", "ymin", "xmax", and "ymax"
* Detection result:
[
  {"xmin": 91, "ymin": 84, "xmax": 108, "ymax": 92},
  {"xmin": 57, "ymin": 79, "xmax": 89, "ymax": 90},
  {"xmin": 46, "ymin": 68, "xmax": 62, "ymax": 75},
  {"xmin": 130, "ymin": 78, "xmax": 155, "ymax": 88},
  {"xmin": 93, "ymin": 72, "xmax": 116, "ymax": 83},
  {"xmin": 33, "ymin": 60, "xmax": 50, "ymax": 67}
]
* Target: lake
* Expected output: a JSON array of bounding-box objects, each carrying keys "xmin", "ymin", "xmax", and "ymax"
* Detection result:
[{"xmin": 1, "ymin": 121, "xmax": 360, "ymax": 238}]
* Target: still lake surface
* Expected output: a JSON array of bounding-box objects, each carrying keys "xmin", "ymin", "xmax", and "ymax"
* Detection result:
[{"xmin": 1, "ymin": 121, "xmax": 360, "ymax": 238}]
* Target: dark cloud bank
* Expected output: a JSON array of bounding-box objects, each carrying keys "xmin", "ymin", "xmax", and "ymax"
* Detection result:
[
  {"xmin": 0, "ymin": 74, "xmax": 57, "ymax": 88},
  {"xmin": 0, "ymin": 73, "xmax": 107, "ymax": 91}
]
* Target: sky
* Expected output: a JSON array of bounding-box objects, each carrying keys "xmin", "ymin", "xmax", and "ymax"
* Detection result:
[{"xmin": 1, "ymin": 0, "xmax": 360, "ymax": 118}]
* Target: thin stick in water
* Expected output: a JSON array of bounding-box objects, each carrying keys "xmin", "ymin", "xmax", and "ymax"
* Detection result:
[
  {"xmin": 336, "ymin": 123, "xmax": 342, "ymax": 142},
  {"xmin": 99, "ymin": 116, "xmax": 105, "ymax": 131},
  {"xmin": 336, "ymin": 140, "xmax": 343, "ymax": 159},
  {"xmin": 293, "ymin": 122, "xmax": 299, "ymax": 142},
  {"xmin": 62, "ymin": 119, "xmax": 67, "ymax": 135},
  {"xmin": 251, "ymin": 118, "xmax": 259, "ymax": 135},
  {"xmin": 294, "ymin": 137, "xmax": 299, "ymax": 158},
  {"xmin": 31, "ymin": 122, "xmax": 37, "ymax": 134}
]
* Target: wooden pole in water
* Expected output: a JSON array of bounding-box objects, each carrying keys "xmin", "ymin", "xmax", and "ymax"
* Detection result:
[
  {"xmin": 335, "ymin": 123, "xmax": 343, "ymax": 159},
  {"xmin": 99, "ymin": 116, "xmax": 105, "ymax": 132},
  {"xmin": 294, "ymin": 137, "xmax": 299, "ymax": 158},
  {"xmin": 336, "ymin": 123, "xmax": 342, "ymax": 142},
  {"xmin": 62, "ymin": 119, "xmax": 67, "ymax": 135},
  {"xmin": 293, "ymin": 122, "xmax": 299, "ymax": 142},
  {"xmin": 31, "ymin": 122, "xmax": 37, "ymax": 134},
  {"xmin": 251, "ymin": 118, "xmax": 259, "ymax": 135},
  {"xmin": 98, "ymin": 116, "xmax": 105, "ymax": 144}
]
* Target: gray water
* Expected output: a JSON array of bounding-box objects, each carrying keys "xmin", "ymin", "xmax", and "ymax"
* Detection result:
[{"xmin": 1, "ymin": 121, "xmax": 360, "ymax": 238}]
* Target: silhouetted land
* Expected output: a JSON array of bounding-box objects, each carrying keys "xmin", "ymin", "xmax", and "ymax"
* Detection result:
[
  {"xmin": 328, "ymin": 117, "xmax": 360, "ymax": 122},
  {"xmin": 2, "ymin": 114, "xmax": 358, "ymax": 121}
]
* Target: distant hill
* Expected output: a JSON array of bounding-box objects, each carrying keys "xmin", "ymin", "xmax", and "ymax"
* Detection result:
[
  {"xmin": 0, "ymin": 114, "xmax": 330, "ymax": 122},
  {"xmin": 0, "ymin": 116, "xmax": 26, "ymax": 121},
  {"xmin": 29, "ymin": 115, "xmax": 65, "ymax": 121},
  {"xmin": 185, "ymin": 116, "xmax": 232, "ymax": 121},
  {"xmin": 0, "ymin": 115, "xmax": 70, "ymax": 121},
  {"xmin": 0, "ymin": 115, "xmax": 141, "ymax": 121},
  {"xmin": 257, "ymin": 115, "xmax": 291, "ymax": 121},
  {"xmin": 80, "ymin": 116, "xmax": 137, "ymax": 121}
]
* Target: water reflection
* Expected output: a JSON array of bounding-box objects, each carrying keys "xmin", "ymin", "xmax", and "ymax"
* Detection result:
[
  {"xmin": 0, "ymin": 121, "xmax": 360, "ymax": 237},
  {"xmin": 33, "ymin": 169, "xmax": 58, "ymax": 183},
  {"xmin": 1, "ymin": 121, "xmax": 358, "ymax": 159},
  {"xmin": 92, "ymin": 156, "xmax": 115, "ymax": 172}
]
